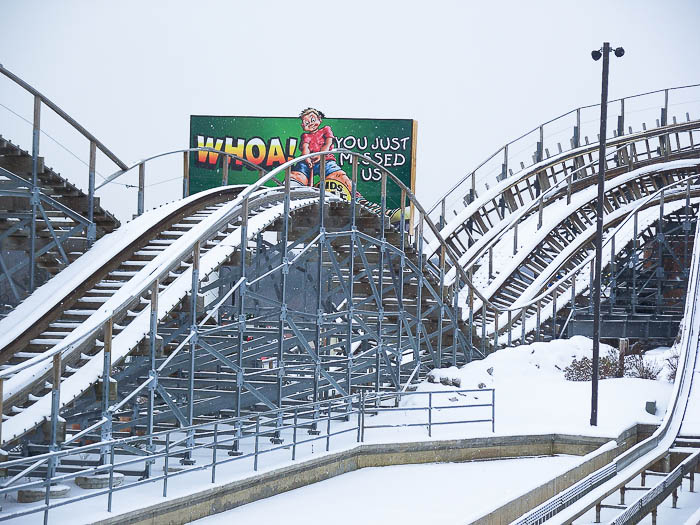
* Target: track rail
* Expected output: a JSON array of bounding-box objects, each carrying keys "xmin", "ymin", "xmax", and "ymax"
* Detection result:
[{"xmin": 512, "ymin": 202, "xmax": 700, "ymax": 524}]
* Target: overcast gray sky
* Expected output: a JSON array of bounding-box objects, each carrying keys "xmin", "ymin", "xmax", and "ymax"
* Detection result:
[{"xmin": 1, "ymin": 0, "xmax": 699, "ymax": 220}]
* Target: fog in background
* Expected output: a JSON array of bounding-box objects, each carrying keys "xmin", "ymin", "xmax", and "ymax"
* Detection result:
[{"xmin": 1, "ymin": 0, "xmax": 699, "ymax": 221}]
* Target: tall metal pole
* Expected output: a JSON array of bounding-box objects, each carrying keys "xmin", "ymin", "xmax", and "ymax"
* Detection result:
[{"xmin": 591, "ymin": 42, "xmax": 610, "ymax": 427}]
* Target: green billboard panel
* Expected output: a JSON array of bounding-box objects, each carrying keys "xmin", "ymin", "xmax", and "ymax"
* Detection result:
[{"xmin": 188, "ymin": 114, "xmax": 416, "ymax": 211}]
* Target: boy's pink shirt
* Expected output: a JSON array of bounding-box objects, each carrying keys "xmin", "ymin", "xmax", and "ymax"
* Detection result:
[{"xmin": 301, "ymin": 126, "xmax": 336, "ymax": 161}]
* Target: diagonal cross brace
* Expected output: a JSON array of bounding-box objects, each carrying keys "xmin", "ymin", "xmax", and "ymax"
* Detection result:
[
  {"xmin": 196, "ymin": 338, "xmax": 277, "ymax": 410},
  {"xmin": 286, "ymin": 317, "xmax": 348, "ymax": 396}
]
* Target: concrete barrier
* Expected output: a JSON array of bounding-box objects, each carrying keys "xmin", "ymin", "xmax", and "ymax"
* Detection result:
[{"xmin": 94, "ymin": 424, "xmax": 656, "ymax": 525}]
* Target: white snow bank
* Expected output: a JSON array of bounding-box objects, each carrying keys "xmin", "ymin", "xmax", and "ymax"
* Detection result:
[{"xmin": 414, "ymin": 336, "xmax": 673, "ymax": 438}]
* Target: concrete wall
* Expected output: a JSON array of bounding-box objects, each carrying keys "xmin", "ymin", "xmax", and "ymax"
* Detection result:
[{"xmin": 94, "ymin": 426, "xmax": 652, "ymax": 525}]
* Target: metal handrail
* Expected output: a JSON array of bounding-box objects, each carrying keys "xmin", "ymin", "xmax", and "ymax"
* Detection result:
[
  {"xmin": 428, "ymin": 83, "xmax": 700, "ymax": 218},
  {"xmin": 0, "ymin": 63, "xmax": 128, "ymax": 171}
]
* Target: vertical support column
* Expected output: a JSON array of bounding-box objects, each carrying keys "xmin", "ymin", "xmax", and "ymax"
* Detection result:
[
  {"xmin": 30, "ymin": 95, "xmax": 41, "ymax": 292},
  {"xmin": 552, "ymin": 287, "xmax": 558, "ymax": 340},
  {"xmin": 437, "ymin": 245, "xmax": 445, "ymax": 366},
  {"xmin": 146, "ymin": 279, "xmax": 159, "ymax": 477},
  {"xmin": 276, "ymin": 168, "xmax": 291, "ymax": 432},
  {"xmin": 100, "ymin": 319, "xmax": 113, "ymax": 465},
  {"xmin": 656, "ymin": 190, "xmax": 665, "ymax": 314},
  {"xmin": 314, "ymin": 156, "xmax": 326, "ymax": 416},
  {"xmin": 0, "ymin": 377, "xmax": 3, "ymax": 447},
  {"xmin": 137, "ymin": 162, "xmax": 145, "ymax": 216},
  {"xmin": 610, "ymin": 235, "xmax": 616, "ymax": 313},
  {"xmin": 346, "ymin": 157, "xmax": 358, "ymax": 399},
  {"xmin": 44, "ymin": 353, "xmax": 61, "ymax": 525},
  {"xmin": 87, "ymin": 141, "xmax": 97, "ymax": 244},
  {"xmin": 376, "ymin": 171, "xmax": 387, "ymax": 391},
  {"xmin": 468, "ymin": 266, "xmax": 474, "ymax": 359},
  {"xmin": 663, "ymin": 88, "xmax": 670, "ymax": 159},
  {"xmin": 415, "ymin": 216, "xmax": 425, "ymax": 367},
  {"xmin": 632, "ymin": 212, "xmax": 638, "ymax": 314},
  {"xmin": 232, "ymin": 200, "xmax": 248, "ymax": 453},
  {"xmin": 184, "ymin": 241, "xmax": 200, "ymax": 464},
  {"xmin": 183, "ymin": 151, "xmax": 190, "ymax": 198}
]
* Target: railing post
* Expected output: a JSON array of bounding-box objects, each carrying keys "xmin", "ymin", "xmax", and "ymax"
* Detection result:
[
  {"xmin": 326, "ymin": 399, "xmax": 331, "ymax": 451},
  {"xmin": 491, "ymin": 389, "xmax": 495, "ymax": 432},
  {"xmin": 211, "ymin": 423, "xmax": 218, "ymax": 483},
  {"xmin": 137, "ymin": 162, "xmax": 145, "ymax": 216},
  {"xmin": 428, "ymin": 392, "xmax": 432, "ymax": 437},
  {"xmin": 292, "ymin": 407, "xmax": 298, "ymax": 460},
  {"xmin": 87, "ymin": 141, "xmax": 97, "ymax": 244},
  {"xmin": 30, "ymin": 95, "xmax": 41, "ymax": 292},
  {"xmin": 552, "ymin": 288, "xmax": 558, "ymax": 340},
  {"xmin": 222, "ymin": 155, "xmax": 229, "ymax": 186},
  {"xmin": 507, "ymin": 310, "xmax": 512, "ymax": 347},
  {"xmin": 254, "ymin": 416, "xmax": 260, "ymax": 471},
  {"xmin": 107, "ymin": 443, "xmax": 115, "ymax": 512},
  {"xmin": 359, "ymin": 390, "xmax": 365, "ymax": 442},
  {"xmin": 183, "ymin": 151, "xmax": 190, "ymax": 198},
  {"xmin": 163, "ymin": 432, "xmax": 170, "ymax": 497}
]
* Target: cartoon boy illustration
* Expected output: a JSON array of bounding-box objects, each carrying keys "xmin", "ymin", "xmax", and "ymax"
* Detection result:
[
  {"xmin": 290, "ymin": 108, "xmax": 353, "ymax": 198},
  {"xmin": 290, "ymin": 107, "xmax": 409, "ymax": 224}
]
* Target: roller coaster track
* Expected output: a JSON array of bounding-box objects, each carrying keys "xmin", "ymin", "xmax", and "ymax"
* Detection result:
[
  {"xmin": 0, "ymin": 149, "xmax": 477, "ymax": 450},
  {"xmin": 512, "ymin": 199, "xmax": 700, "ymax": 524},
  {"xmin": 469, "ymin": 160, "xmax": 700, "ymax": 340},
  {"xmin": 428, "ymin": 118, "xmax": 700, "ymax": 272}
]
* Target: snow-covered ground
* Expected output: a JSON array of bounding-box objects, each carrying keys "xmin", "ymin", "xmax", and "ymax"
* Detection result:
[
  {"xmin": 189, "ymin": 455, "xmax": 581, "ymax": 525},
  {"xmin": 420, "ymin": 336, "xmax": 674, "ymax": 438}
]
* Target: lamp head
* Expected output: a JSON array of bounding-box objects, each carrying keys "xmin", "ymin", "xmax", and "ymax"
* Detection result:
[
  {"xmin": 591, "ymin": 49, "xmax": 602, "ymax": 61},
  {"xmin": 614, "ymin": 47, "xmax": 625, "ymax": 58}
]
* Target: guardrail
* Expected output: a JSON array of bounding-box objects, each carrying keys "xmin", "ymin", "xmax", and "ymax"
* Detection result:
[
  {"xmin": 0, "ymin": 387, "xmax": 494, "ymax": 524},
  {"xmin": 428, "ymin": 83, "xmax": 700, "ymax": 229}
]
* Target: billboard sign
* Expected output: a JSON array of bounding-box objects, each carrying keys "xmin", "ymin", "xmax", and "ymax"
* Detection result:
[{"xmin": 188, "ymin": 113, "xmax": 416, "ymax": 213}]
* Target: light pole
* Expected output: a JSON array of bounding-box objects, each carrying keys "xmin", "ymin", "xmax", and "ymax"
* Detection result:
[{"xmin": 590, "ymin": 42, "xmax": 624, "ymax": 426}]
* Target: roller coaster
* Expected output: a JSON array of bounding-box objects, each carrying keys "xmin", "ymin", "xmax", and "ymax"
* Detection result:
[{"xmin": 0, "ymin": 63, "xmax": 699, "ymax": 523}]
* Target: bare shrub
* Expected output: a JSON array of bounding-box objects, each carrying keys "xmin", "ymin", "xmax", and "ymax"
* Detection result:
[
  {"xmin": 665, "ymin": 348, "xmax": 680, "ymax": 383},
  {"xmin": 565, "ymin": 348, "xmax": 661, "ymax": 381},
  {"xmin": 564, "ymin": 349, "xmax": 621, "ymax": 381},
  {"xmin": 624, "ymin": 354, "xmax": 662, "ymax": 380}
]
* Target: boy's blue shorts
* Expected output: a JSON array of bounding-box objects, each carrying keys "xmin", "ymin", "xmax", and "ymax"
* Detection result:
[{"xmin": 292, "ymin": 159, "xmax": 342, "ymax": 182}]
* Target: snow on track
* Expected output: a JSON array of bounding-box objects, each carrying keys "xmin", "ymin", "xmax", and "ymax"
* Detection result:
[{"xmin": 1, "ymin": 194, "xmax": 316, "ymax": 444}]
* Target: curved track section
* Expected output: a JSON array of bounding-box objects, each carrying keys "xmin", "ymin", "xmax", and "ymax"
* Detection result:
[
  {"xmin": 429, "ymin": 121, "xmax": 700, "ymax": 270},
  {"xmin": 468, "ymin": 160, "xmax": 700, "ymax": 340}
]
